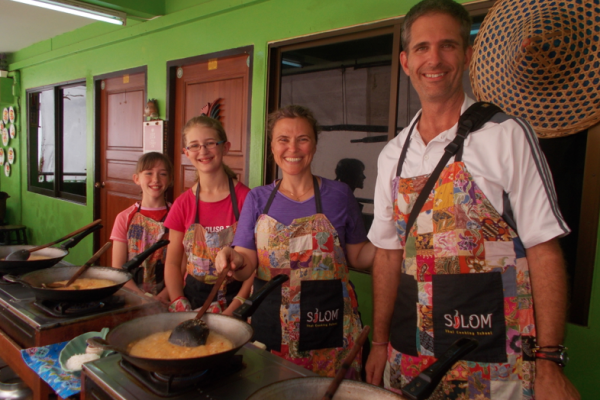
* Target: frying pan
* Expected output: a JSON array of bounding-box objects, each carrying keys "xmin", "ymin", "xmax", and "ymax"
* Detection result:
[
  {"xmin": 0, "ymin": 224, "xmax": 102, "ymax": 275},
  {"xmin": 2, "ymin": 240, "xmax": 169, "ymax": 303},
  {"xmin": 90, "ymin": 274, "xmax": 289, "ymax": 375},
  {"xmin": 247, "ymin": 338, "xmax": 478, "ymax": 400}
]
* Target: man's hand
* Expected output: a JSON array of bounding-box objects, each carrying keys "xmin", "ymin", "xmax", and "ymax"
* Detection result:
[
  {"xmin": 365, "ymin": 344, "xmax": 387, "ymax": 386},
  {"xmin": 534, "ymin": 360, "xmax": 580, "ymax": 399}
]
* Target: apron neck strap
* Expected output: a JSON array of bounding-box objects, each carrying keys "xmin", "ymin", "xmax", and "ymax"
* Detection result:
[
  {"xmin": 194, "ymin": 177, "xmax": 239, "ymax": 224},
  {"xmin": 396, "ymin": 114, "xmax": 421, "ymax": 177},
  {"xmin": 263, "ymin": 175, "xmax": 322, "ymax": 214}
]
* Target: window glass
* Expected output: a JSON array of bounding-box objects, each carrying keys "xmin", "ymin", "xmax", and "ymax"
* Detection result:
[
  {"xmin": 61, "ymin": 85, "xmax": 87, "ymax": 196},
  {"xmin": 33, "ymin": 90, "xmax": 55, "ymax": 188}
]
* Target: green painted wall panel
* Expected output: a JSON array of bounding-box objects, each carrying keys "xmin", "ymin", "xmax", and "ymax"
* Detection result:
[{"xmin": 6, "ymin": 0, "xmax": 599, "ymax": 397}]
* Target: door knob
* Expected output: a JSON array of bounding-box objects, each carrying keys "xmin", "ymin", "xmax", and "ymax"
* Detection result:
[{"xmin": 94, "ymin": 182, "xmax": 105, "ymax": 188}]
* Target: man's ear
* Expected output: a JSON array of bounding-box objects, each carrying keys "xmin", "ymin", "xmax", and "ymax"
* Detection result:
[{"xmin": 400, "ymin": 51, "xmax": 410, "ymax": 75}]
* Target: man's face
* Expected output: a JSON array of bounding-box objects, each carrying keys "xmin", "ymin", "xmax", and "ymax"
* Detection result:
[{"xmin": 400, "ymin": 13, "xmax": 472, "ymax": 105}]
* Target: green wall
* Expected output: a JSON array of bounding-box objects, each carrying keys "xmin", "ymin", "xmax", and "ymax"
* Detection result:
[{"xmin": 4, "ymin": 0, "xmax": 599, "ymax": 397}]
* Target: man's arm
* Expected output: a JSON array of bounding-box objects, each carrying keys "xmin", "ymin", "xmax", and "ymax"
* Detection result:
[
  {"xmin": 365, "ymin": 247, "xmax": 403, "ymax": 386},
  {"xmin": 527, "ymin": 239, "xmax": 580, "ymax": 399}
]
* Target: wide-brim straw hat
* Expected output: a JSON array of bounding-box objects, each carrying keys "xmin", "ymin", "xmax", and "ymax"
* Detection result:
[{"xmin": 470, "ymin": 0, "xmax": 600, "ymax": 138}]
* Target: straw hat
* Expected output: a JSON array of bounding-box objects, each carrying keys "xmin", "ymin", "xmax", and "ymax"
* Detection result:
[{"xmin": 470, "ymin": 0, "xmax": 600, "ymax": 138}]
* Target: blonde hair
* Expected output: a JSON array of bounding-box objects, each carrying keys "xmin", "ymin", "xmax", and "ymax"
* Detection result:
[
  {"xmin": 135, "ymin": 152, "xmax": 174, "ymax": 187},
  {"xmin": 182, "ymin": 116, "xmax": 237, "ymax": 180}
]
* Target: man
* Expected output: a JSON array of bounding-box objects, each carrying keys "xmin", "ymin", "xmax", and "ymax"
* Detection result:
[{"xmin": 365, "ymin": 0, "xmax": 580, "ymax": 399}]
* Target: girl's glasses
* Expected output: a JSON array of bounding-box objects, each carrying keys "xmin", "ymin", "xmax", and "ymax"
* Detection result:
[{"xmin": 186, "ymin": 140, "xmax": 224, "ymax": 152}]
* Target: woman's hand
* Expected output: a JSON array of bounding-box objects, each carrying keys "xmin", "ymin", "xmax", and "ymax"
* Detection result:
[{"xmin": 215, "ymin": 246, "xmax": 258, "ymax": 281}]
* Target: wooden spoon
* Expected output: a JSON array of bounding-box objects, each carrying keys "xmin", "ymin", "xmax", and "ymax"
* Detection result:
[
  {"xmin": 168, "ymin": 265, "xmax": 231, "ymax": 347},
  {"xmin": 321, "ymin": 325, "xmax": 371, "ymax": 400},
  {"xmin": 43, "ymin": 242, "xmax": 112, "ymax": 289},
  {"xmin": 5, "ymin": 219, "xmax": 102, "ymax": 261}
]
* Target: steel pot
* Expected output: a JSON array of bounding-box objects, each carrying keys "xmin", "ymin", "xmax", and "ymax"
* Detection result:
[
  {"xmin": 0, "ymin": 365, "xmax": 33, "ymax": 400},
  {"xmin": 0, "ymin": 224, "xmax": 101, "ymax": 276},
  {"xmin": 90, "ymin": 274, "xmax": 289, "ymax": 375},
  {"xmin": 3, "ymin": 240, "xmax": 169, "ymax": 302},
  {"xmin": 247, "ymin": 377, "xmax": 404, "ymax": 400}
]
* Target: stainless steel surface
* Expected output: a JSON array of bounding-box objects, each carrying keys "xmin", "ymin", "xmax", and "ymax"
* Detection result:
[
  {"xmin": 83, "ymin": 343, "xmax": 318, "ymax": 400},
  {"xmin": 0, "ymin": 364, "xmax": 33, "ymax": 400}
]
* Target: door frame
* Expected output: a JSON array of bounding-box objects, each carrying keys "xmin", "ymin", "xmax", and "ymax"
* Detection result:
[
  {"xmin": 166, "ymin": 46, "xmax": 254, "ymax": 185},
  {"xmin": 93, "ymin": 66, "xmax": 148, "ymax": 251}
]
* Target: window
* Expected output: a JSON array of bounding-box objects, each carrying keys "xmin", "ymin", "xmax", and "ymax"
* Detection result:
[{"xmin": 27, "ymin": 81, "xmax": 87, "ymax": 203}]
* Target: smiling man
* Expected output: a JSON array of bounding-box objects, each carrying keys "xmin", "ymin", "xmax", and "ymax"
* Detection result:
[{"xmin": 365, "ymin": 0, "xmax": 579, "ymax": 399}]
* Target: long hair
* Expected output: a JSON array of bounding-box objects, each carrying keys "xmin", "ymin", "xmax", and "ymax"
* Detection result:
[{"xmin": 182, "ymin": 115, "xmax": 237, "ymax": 180}]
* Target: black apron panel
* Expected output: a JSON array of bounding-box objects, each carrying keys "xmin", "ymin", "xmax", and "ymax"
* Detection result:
[
  {"xmin": 250, "ymin": 278, "xmax": 283, "ymax": 352},
  {"xmin": 298, "ymin": 279, "xmax": 344, "ymax": 352},
  {"xmin": 432, "ymin": 272, "xmax": 507, "ymax": 363},
  {"xmin": 390, "ymin": 273, "xmax": 419, "ymax": 356},
  {"xmin": 183, "ymin": 275, "xmax": 243, "ymax": 310}
]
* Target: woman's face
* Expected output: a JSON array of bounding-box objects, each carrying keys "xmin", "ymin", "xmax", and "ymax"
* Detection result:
[
  {"xmin": 183, "ymin": 125, "xmax": 230, "ymax": 175},
  {"xmin": 271, "ymin": 117, "xmax": 317, "ymax": 178}
]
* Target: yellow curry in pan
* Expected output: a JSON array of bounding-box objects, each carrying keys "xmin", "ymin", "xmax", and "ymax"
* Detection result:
[
  {"xmin": 128, "ymin": 331, "xmax": 234, "ymax": 359},
  {"xmin": 51, "ymin": 278, "xmax": 117, "ymax": 290}
]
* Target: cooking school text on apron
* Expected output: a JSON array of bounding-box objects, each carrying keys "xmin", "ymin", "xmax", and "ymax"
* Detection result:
[
  {"xmin": 183, "ymin": 177, "xmax": 243, "ymax": 311},
  {"xmin": 387, "ymin": 103, "xmax": 537, "ymax": 399},
  {"xmin": 251, "ymin": 176, "xmax": 363, "ymax": 377}
]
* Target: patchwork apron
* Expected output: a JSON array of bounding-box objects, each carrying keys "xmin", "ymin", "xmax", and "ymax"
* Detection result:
[
  {"xmin": 126, "ymin": 204, "xmax": 169, "ymax": 295},
  {"xmin": 251, "ymin": 176, "xmax": 363, "ymax": 377},
  {"xmin": 183, "ymin": 177, "xmax": 242, "ymax": 311},
  {"xmin": 386, "ymin": 118, "xmax": 536, "ymax": 399}
]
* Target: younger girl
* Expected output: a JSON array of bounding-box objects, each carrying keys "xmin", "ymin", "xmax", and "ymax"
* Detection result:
[
  {"xmin": 164, "ymin": 116, "xmax": 252, "ymax": 315},
  {"xmin": 110, "ymin": 152, "xmax": 173, "ymax": 304}
]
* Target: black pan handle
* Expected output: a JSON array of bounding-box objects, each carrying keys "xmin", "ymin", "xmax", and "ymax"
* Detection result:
[
  {"xmin": 401, "ymin": 338, "xmax": 479, "ymax": 400},
  {"xmin": 60, "ymin": 225, "xmax": 103, "ymax": 250},
  {"xmin": 233, "ymin": 274, "xmax": 289, "ymax": 320},
  {"xmin": 121, "ymin": 239, "xmax": 170, "ymax": 273},
  {"xmin": 2, "ymin": 274, "xmax": 26, "ymax": 285}
]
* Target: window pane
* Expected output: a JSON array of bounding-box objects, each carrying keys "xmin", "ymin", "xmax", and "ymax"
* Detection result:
[
  {"xmin": 61, "ymin": 85, "xmax": 87, "ymax": 197},
  {"xmin": 34, "ymin": 90, "xmax": 56, "ymax": 188}
]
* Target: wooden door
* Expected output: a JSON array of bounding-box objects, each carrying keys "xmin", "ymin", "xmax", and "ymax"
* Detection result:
[
  {"xmin": 97, "ymin": 72, "xmax": 146, "ymax": 266},
  {"xmin": 173, "ymin": 54, "xmax": 250, "ymax": 197}
]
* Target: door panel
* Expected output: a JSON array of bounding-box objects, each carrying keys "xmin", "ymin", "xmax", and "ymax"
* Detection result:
[
  {"xmin": 174, "ymin": 54, "xmax": 250, "ymax": 198},
  {"xmin": 98, "ymin": 72, "xmax": 146, "ymax": 266}
]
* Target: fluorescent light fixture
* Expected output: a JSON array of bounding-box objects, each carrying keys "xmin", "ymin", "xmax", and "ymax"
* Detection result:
[
  {"xmin": 282, "ymin": 59, "xmax": 302, "ymax": 68},
  {"xmin": 12, "ymin": 0, "xmax": 126, "ymax": 25}
]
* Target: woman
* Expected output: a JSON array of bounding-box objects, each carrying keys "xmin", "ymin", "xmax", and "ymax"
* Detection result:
[
  {"xmin": 164, "ymin": 116, "xmax": 252, "ymax": 315},
  {"xmin": 216, "ymin": 105, "xmax": 374, "ymax": 377}
]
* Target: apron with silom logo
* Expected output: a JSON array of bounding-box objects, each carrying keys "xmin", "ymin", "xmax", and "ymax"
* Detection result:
[
  {"xmin": 387, "ymin": 118, "xmax": 536, "ymax": 399},
  {"xmin": 182, "ymin": 177, "xmax": 242, "ymax": 311},
  {"xmin": 251, "ymin": 177, "xmax": 363, "ymax": 377}
]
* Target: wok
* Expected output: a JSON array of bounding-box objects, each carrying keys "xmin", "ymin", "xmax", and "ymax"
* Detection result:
[
  {"xmin": 90, "ymin": 274, "xmax": 289, "ymax": 375},
  {"xmin": 2, "ymin": 239, "xmax": 169, "ymax": 303},
  {"xmin": 247, "ymin": 338, "xmax": 478, "ymax": 400},
  {"xmin": 0, "ymin": 224, "xmax": 102, "ymax": 275}
]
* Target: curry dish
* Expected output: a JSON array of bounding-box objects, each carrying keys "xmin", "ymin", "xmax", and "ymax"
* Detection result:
[
  {"xmin": 0, "ymin": 254, "xmax": 52, "ymax": 261},
  {"xmin": 52, "ymin": 278, "xmax": 116, "ymax": 290},
  {"xmin": 128, "ymin": 331, "xmax": 234, "ymax": 359}
]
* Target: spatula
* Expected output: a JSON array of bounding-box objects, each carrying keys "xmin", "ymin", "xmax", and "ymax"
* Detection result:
[
  {"xmin": 168, "ymin": 266, "xmax": 231, "ymax": 347},
  {"xmin": 43, "ymin": 242, "xmax": 112, "ymax": 289},
  {"xmin": 6, "ymin": 219, "xmax": 102, "ymax": 261}
]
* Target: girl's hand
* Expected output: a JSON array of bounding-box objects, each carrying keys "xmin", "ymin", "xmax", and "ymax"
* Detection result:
[{"xmin": 155, "ymin": 288, "xmax": 171, "ymax": 306}]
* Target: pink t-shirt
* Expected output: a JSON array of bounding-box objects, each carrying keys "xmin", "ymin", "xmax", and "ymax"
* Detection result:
[
  {"xmin": 164, "ymin": 182, "xmax": 251, "ymax": 233},
  {"xmin": 110, "ymin": 203, "xmax": 170, "ymax": 243}
]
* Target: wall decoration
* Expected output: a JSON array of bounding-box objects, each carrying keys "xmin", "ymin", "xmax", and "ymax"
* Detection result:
[
  {"xmin": 2, "ymin": 127, "xmax": 8, "ymax": 146},
  {"xmin": 0, "ymin": 148, "xmax": 4, "ymax": 164},
  {"xmin": 8, "ymin": 106, "xmax": 15, "ymax": 123},
  {"xmin": 4, "ymin": 162, "xmax": 10, "ymax": 177},
  {"xmin": 143, "ymin": 99, "xmax": 159, "ymax": 121},
  {"xmin": 9, "ymin": 123, "xmax": 15, "ymax": 139},
  {"xmin": 200, "ymin": 98, "xmax": 221, "ymax": 120},
  {"xmin": 143, "ymin": 119, "xmax": 164, "ymax": 153},
  {"xmin": 2, "ymin": 108, "xmax": 7, "ymax": 124},
  {"xmin": 7, "ymin": 147, "xmax": 14, "ymax": 164}
]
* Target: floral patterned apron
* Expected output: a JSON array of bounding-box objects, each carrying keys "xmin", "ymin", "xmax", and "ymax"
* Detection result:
[
  {"xmin": 182, "ymin": 177, "xmax": 242, "ymax": 311},
  {"xmin": 251, "ymin": 176, "xmax": 363, "ymax": 377},
  {"xmin": 386, "ymin": 117, "xmax": 536, "ymax": 399},
  {"xmin": 126, "ymin": 204, "xmax": 169, "ymax": 295}
]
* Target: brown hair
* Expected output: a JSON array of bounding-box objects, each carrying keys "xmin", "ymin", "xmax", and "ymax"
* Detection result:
[
  {"xmin": 267, "ymin": 105, "xmax": 321, "ymax": 144},
  {"xmin": 182, "ymin": 115, "xmax": 237, "ymax": 180},
  {"xmin": 401, "ymin": 0, "xmax": 472, "ymax": 53},
  {"xmin": 135, "ymin": 152, "xmax": 174, "ymax": 187}
]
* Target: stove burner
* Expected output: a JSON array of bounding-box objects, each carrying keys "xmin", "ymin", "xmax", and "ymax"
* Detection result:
[
  {"xmin": 33, "ymin": 295, "xmax": 126, "ymax": 317},
  {"xmin": 120, "ymin": 355, "xmax": 244, "ymax": 397}
]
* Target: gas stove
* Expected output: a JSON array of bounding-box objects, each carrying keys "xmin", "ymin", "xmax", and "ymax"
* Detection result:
[{"xmin": 82, "ymin": 343, "xmax": 318, "ymax": 400}]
